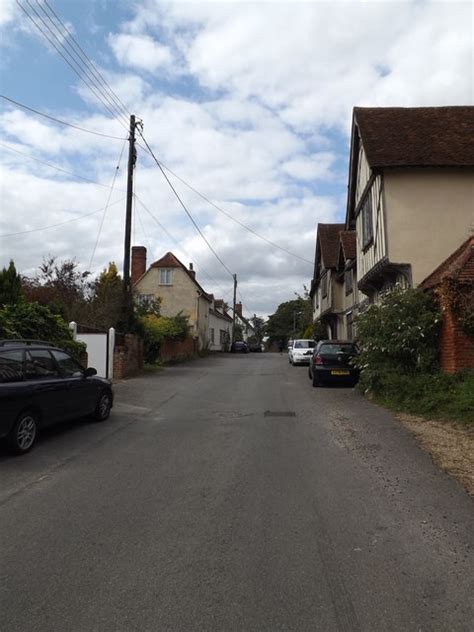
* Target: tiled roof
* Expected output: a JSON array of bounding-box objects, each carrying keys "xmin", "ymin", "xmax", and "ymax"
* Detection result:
[
  {"xmin": 339, "ymin": 230, "xmax": 356, "ymax": 261},
  {"xmin": 318, "ymin": 223, "xmax": 345, "ymax": 268},
  {"xmin": 354, "ymin": 106, "xmax": 474, "ymax": 168},
  {"xmin": 149, "ymin": 251, "xmax": 211, "ymax": 300},
  {"xmin": 421, "ymin": 237, "xmax": 474, "ymax": 288}
]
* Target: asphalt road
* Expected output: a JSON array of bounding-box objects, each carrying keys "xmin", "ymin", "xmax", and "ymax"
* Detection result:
[{"xmin": 1, "ymin": 353, "xmax": 473, "ymax": 631}]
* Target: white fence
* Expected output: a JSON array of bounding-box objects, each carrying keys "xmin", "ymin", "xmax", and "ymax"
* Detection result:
[{"xmin": 69, "ymin": 323, "xmax": 115, "ymax": 380}]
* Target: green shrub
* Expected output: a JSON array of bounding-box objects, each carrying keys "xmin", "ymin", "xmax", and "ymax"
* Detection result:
[
  {"xmin": 140, "ymin": 312, "xmax": 190, "ymax": 363},
  {"xmin": 0, "ymin": 302, "xmax": 85, "ymax": 358},
  {"xmin": 355, "ymin": 288, "xmax": 442, "ymax": 393}
]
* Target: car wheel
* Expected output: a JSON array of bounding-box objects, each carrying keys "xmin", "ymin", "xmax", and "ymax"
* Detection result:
[
  {"xmin": 8, "ymin": 411, "xmax": 38, "ymax": 455},
  {"xmin": 312, "ymin": 374, "xmax": 320, "ymax": 388},
  {"xmin": 308, "ymin": 367, "xmax": 312, "ymax": 380},
  {"xmin": 94, "ymin": 390, "xmax": 112, "ymax": 421}
]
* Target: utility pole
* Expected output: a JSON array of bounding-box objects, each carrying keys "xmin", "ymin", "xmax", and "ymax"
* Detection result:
[
  {"xmin": 123, "ymin": 114, "xmax": 137, "ymax": 292},
  {"xmin": 232, "ymin": 273, "xmax": 237, "ymax": 343}
]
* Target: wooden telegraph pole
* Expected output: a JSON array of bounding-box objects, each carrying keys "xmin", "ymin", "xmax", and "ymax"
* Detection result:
[{"xmin": 123, "ymin": 114, "xmax": 137, "ymax": 291}]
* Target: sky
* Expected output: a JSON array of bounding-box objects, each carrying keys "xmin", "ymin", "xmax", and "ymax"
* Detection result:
[{"xmin": 0, "ymin": 0, "xmax": 472, "ymax": 318}]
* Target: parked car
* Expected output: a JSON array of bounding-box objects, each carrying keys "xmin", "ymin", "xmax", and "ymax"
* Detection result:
[
  {"xmin": 288, "ymin": 339, "xmax": 316, "ymax": 365},
  {"xmin": 308, "ymin": 340, "xmax": 359, "ymax": 387},
  {"xmin": 248, "ymin": 341, "xmax": 263, "ymax": 352},
  {"xmin": 230, "ymin": 341, "xmax": 249, "ymax": 353},
  {"xmin": 0, "ymin": 340, "xmax": 113, "ymax": 455}
]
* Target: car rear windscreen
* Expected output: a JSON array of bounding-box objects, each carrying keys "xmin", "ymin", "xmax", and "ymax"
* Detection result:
[
  {"xmin": 294, "ymin": 340, "xmax": 315, "ymax": 348},
  {"xmin": 0, "ymin": 350, "xmax": 24, "ymax": 383},
  {"xmin": 319, "ymin": 344, "xmax": 357, "ymax": 354}
]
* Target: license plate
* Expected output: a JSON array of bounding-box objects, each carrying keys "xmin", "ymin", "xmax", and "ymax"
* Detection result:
[{"xmin": 331, "ymin": 370, "xmax": 350, "ymax": 376}]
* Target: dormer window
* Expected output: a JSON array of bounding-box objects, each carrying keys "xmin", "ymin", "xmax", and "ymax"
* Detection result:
[
  {"xmin": 345, "ymin": 267, "xmax": 353, "ymax": 294},
  {"xmin": 159, "ymin": 268, "xmax": 173, "ymax": 285},
  {"xmin": 321, "ymin": 272, "xmax": 328, "ymax": 298}
]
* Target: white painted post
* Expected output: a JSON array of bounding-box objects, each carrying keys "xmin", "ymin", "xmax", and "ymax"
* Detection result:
[
  {"xmin": 69, "ymin": 321, "xmax": 77, "ymax": 340},
  {"xmin": 108, "ymin": 327, "xmax": 115, "ymax": 381}
]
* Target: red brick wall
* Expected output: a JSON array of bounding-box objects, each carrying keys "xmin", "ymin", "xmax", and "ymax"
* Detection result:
[
  {"xmin": 440, "ymin": 307, "xmax": 474, "ymax": 373},
  {"xmin": 160, "ymin": 337, "xmax": 196, "ymax": 362},
  {"xmin": 113, "ymin": 334, "xmax": 144, "ymax": 380}
]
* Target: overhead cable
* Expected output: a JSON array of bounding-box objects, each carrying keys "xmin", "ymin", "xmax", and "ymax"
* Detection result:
[
  {"xmin": 0, "ymin": 140, "xmax": 126, "ymax": 191},
  {"xmin": 137, "ymin": 140, "xmax": 314, "ymax": 267},
  {"xmin": 16, "ymin": 1, "xmax": 128, "ymax": 129},
  {"xmin": 0, "ymin": 197, "xmax": 126, "ymax": 238},
  {"xmin": 137, "ymin": 132, "xmax": 235, "ymax": 279},
  {"xmin": 88, "ymin": 139, "xmax": 127, "ymax": 269},
  {"xmin": 0, "ymin": 96, "xmax": 126, "ymax": 140}
]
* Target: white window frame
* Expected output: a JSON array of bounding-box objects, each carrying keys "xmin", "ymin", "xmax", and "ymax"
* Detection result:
[{"xmin": 159, "ymin": 269, "xmax": 173, "ymax": 285}]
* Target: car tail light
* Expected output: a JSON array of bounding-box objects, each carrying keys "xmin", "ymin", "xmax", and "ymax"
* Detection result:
[{"xmin": 314, "ymin": 354, "xmax": 323, "ymax": 365}]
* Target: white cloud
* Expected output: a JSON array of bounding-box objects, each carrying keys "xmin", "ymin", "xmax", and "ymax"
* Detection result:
[{"xmin": 108, "ymin": 33, "xmax": 174, "ymax": 73}]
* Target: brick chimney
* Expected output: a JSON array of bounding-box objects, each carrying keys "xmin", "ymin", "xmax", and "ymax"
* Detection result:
[
  {"xmin": 188, "ymin": 262, "xmax": 196, "ymax": 280},
  {"xmin": 131, "ymin": 246, "xmax": 147, "ymax": 285},
  {"xmin": 235, "ymin": 302, "xmax": 243, "ymax": 318}
]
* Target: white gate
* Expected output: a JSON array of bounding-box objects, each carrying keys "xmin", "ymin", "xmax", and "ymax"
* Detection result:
[{"xmin": 69, "ymin": 323, "xmax": 115, "ymax": 379}]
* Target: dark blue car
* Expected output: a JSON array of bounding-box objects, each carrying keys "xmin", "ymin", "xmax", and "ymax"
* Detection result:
[{"xmin": 0, "ymin": 340, "xmax": 113, "ymax": 455}]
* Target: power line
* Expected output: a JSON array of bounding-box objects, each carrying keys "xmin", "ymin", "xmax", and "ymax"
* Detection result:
[
  {"xmin": 137, "ymin": 132, "xmax": 235, "ymax": 279},
  {"xmin": 134, "ymin": 194, "xmax": 230, "ymax": 296},
  {"xmin": 0, "ymin": 140, "xmax": 126, "ymax": 191},
  {"xmin": 0, "ymin": 196, "xmax": 125, "ymax": 238},
  {"xmin": 16, "ymin": 1, "xmax": 129, "ymax": 129},
  {"xmin": 137, "ymin": 140, "xmax": 314, "ymax": 267},
  {"xmin": 0, "ymin": 95, "xmax": 126, "ymax": 140},
  {"xmin": 88, "ymin": 139, "xmax": 127, "ymax": 269},
  {"xmin": 42, "ymin": 0, "xmax": 130, "ymax": 121}
]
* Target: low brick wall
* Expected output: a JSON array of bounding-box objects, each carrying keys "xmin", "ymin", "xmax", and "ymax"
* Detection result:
[
  {"xmin": 113, "ymin": 334, "xmax": 144, "ymax": 380},
  {"xmin": 440, "ymin": 308, "xmax": 474, "ymax": 373},
  {"xmin": 160, "ymin": 337, "xmax": 196, "ymax": 363}
]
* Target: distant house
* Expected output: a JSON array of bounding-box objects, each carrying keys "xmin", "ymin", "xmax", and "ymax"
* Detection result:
[
  {"xmin": 208, "ymin": 295, "xmax": 232, "ymax": 351},
  {"xmin": 421, "ymin": 237, "xmax": 474, "ymax": 373},
  {"xmin": 131, "ymin": 247, "xmax": 211, "ymax": 350},
  {"xmin": 345, "ymin": 106, "xmax": 474, "ymax": 305},
  {"xmin": 231, "ymin": 302, "xmax": 256, "ymax": 343},
  {"xmin": 310, "ymin": 223, "xmax": 345, "ymax": 339}
]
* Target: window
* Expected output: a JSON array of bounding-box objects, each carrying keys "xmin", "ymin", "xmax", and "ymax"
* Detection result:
[
  {"xmin": 51, "ymin": 350, "xmax": 83, "ymax": 377},
  {"xmin": 321, "ymin": 272, "xmax": 328, "ymax": 298},
  {"xmin": 159, "ymin": 269, "xmax": 173, "ymax": 285},
  {"xmin": 137, "ymin": 293, "xmax": 154, "ymax": 306},
  {"xmin": 209, "ymin": 328, "xmax": 215, "ymax": 344},
  {"xmin": 345, "ymin": 268, "xmax": 353, "ymax": 294},
  {"xmin": 361, "ymin": 191, "xmax": 373, "ymax": 248},
  {"xmin": 0, "ymin": 350, "xmax": 24, "ymax": 383},
  {"xmin": 220, "ymin": 330, "xmax": 228, "ymax": 344},
  {"xmin": 294, "ymin": 340, "xmax": 315, "ymax": 349},
  {"xmin": 25, "ymin": 350, "xmax": 60, "ymax": 380},
  {"xmin": 346, "ymin": 313, "xmax": 353, "ymax": 341}
]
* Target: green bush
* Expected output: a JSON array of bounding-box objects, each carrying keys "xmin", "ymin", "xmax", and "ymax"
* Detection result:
[
  {"xmin": 140, "ymin": 312, "xmax": 190, "ymax": 363},
  {"xmin": 355, "ymin": 288, "xmax": 442, "ymax": 393},
  {"xmin": 0, "ymin": 302, "xmax": 85, "ymax": 358}
]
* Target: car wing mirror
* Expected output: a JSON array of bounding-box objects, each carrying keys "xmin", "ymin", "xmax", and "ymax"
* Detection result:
[{"xmin": 84, "ymin": 367, "xmax": 97, "ymax": 378}]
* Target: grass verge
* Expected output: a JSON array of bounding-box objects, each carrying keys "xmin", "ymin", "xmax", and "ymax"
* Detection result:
[{"xmin": 365, "ymin": 370, "xmax": 474, "ymax": 425}]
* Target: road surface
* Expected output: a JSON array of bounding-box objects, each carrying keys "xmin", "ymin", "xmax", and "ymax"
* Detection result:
[{"xmin": 1, "ymin": 353, "xmax": 473, "ymax": 631}]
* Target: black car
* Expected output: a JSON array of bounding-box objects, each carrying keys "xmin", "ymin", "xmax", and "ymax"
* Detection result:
[
  {"xmin": 0, "ymin": 340, "xmax": 113, "ymax": 455},
  {"xmin": 308, "ymin": 340, "xmax": 359, "ymax": 387},
  {"xmin": 230, "ymin": 341, "xmax": 249, "ymax": 353}
]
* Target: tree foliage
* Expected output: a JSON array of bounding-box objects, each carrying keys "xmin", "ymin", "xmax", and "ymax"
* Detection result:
[
  {"xmin": 0, "ymin": 260, "xmax": 23, "ymax": 307},
  {"xmin": 0, "ymin": 302, "xmax": 85, "ymax": 357},
  {"xmin": 354, "ymin": 287, "xmax": 442, "ymax": 393},
  {"xmin": 266, "ymin": 294, "xmax": 312, "ymax": 344},
  {"xmin": 249, "ymin": 315, "xmax": 266, "ymax": 343},
  {"xmin": 140, "ymin": 312, "xmax": 190, "ymax": 363}
]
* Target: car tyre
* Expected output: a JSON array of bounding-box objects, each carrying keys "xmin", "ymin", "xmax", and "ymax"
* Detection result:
[
  {"xmin": 312, "ymin": 374, "xmax": 320, "ymax": 388},
  {"xmin": 8, "ymin": 410, "xmax": 38, "ymax": 455},
  {"xmin": 308, "ymin": 368, "xmax": 312, "ymax": 380},
  {"xmin": 94, "ymin": 389, "xmax": 112, "ymax": 421}
]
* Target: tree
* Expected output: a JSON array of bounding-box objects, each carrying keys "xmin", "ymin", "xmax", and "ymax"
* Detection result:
[
  {"xmin": 0, "ymin": 260, "xmax": 23, "ymax": 306},
  {"xmin": 249, "ymin": 314, "xmax": 266, "ymax": 344},
  {"xmin": 89, "ymin": 262, "xmax": 124, "ymax": 330},
  {"xmin": 0, "ymin": 302, "xmax": 85, "ymax": 358},
  {"xmin": 266, "ymin": 294, "xmax": 312, "ymax": 345},
  {"xmin": 22, "ymin": 257, "xmax": 91, "ymax": 323}
]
